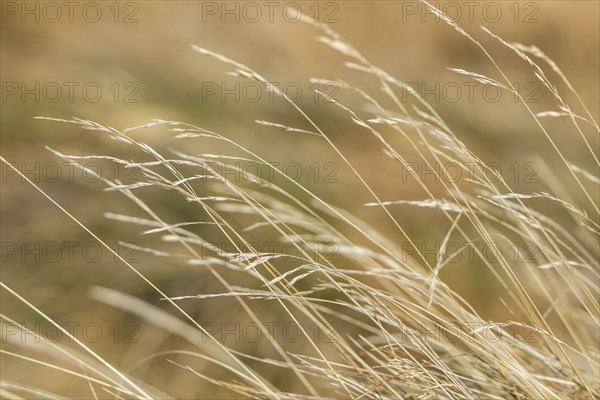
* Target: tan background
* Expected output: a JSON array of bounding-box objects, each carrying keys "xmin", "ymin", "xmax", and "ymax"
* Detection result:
[{"xmin": 1, "ymin": 1, "xmax": 598, "ymax": 397}]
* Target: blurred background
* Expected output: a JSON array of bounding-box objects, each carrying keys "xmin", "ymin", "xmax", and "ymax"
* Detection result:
[{"xmin": 1, "ymin": 1, "xmax": 599, "ymax": 397}]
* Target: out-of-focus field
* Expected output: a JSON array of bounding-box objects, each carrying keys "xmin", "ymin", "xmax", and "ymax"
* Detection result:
[{"xmin": 1, "ymin": 1, "xmax": 598, "ymax": 398}]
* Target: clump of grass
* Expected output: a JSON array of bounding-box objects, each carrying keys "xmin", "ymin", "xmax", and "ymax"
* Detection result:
[{"xmin": 2, "ymin": 2, "xmax": 598, "ymax": 399}]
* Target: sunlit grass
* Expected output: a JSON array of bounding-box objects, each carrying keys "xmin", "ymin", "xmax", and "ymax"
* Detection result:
[{"xmin": 1, "ymin": 2, "xmax": 598, "ymax": 399}]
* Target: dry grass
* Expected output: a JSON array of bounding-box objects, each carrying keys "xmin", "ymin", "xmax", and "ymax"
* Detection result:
[{"xmin": 1, "ymin": 2, "xmax": 598, "ymax": 399}]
